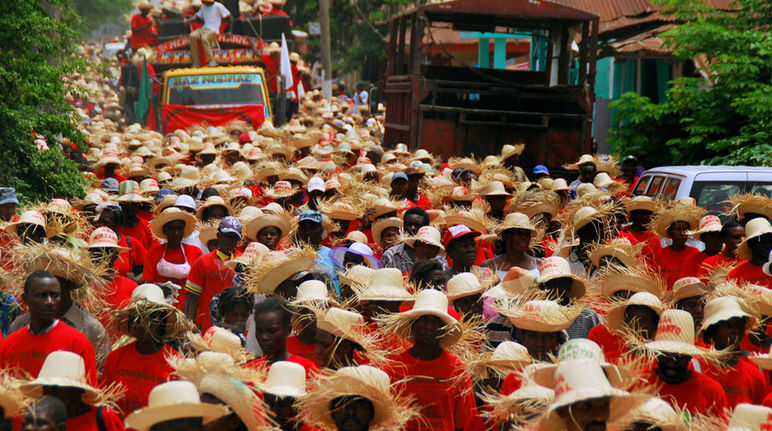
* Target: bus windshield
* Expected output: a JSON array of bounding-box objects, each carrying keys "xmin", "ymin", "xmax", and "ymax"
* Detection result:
[{"xmin": 167, "ymin": 73, "xmax": 265, "ymax": 106}]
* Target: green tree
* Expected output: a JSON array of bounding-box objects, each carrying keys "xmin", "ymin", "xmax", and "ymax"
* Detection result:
[
  {"xmin": 0, "ymin": 0, "xmax": 88, "ymax": 203},
  {"xmin": 608, "ymin": 0, "xmax": 772, "ymax": 166},
  {"xmin": 73, "ymin": 0, "xmax": 133, "ymax": 36}
]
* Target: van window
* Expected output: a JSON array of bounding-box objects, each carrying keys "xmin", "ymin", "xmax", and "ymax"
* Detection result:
[
  {"xmin": 645, "ymin": 176, "xmax": 665, "ymax": 197},
  {"xmin": 692, "ymin": 182, "xmax": 741, "ymax": 213},
  {"xmin": 632, "ymin": 175, "xmax": 651, "ymax": 196},
  {"xmin": 661, "ymin": 178, "xmax": 682, "ymax": 201},
  {"xmin": 751, "ymin": 183, "xmax": 772, "ymax": 197}
]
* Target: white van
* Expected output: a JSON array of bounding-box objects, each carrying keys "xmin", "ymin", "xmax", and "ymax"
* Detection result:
[{"xmin": 632, "ymin": 166, "xmax": 772, "ymax": 213}]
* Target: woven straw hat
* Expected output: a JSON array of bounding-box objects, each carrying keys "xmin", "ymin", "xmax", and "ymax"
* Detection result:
[
  {"xmin": 689, "ymin": 215, "xmax": 722, "ymax": 241},
  {"xmin": 443, "ymin": 208, "xmax": 489, "ymax": 233},
  {"xmin": 339, "ymin": 264, "xmax": 375, "ymax": 288},
  {"xmin": 264, "ymin": 180, "xmax": 298, "ymax": 200},
  {"xmin": 728, "ymin": 404, "xmax": 772, "ymax": 431},
  {"xmin": 0, "ymin": 372, "xmax": 24, "ymax": 420},
  {"xmin": 470, "ymin": 341, "xmax": 531, "ymax": 378},
  {"xmin": 730, "ymin": 193, "xmax": 772, "ymax": 219},
  {"xmin": 299, "ymin": 365, "xmax": 417, "ymax": 431},
  {"xmin": 87, "ymin": 226, "xmax": 129, "ymax": 252},
  {"xmin": 389, "ymin": 289, "xmax": 461, "ymax": 348},
  {"xmin": 125, "ymin": 381, "xmax": 228, "ymax": 431},
  {"xmin": 227, "ymin": 241, "xmax": 270, "ymax": 269},
  {"xmin": 484, "ymin": 267, "xmax": 538, "ymax": 300},
  {"xmin": 749, "ymin": 344, "xmax": 772, "ymax": 370},
  {"xmin": 316, "ymin": 307, "xmax": 368, "ymax": 347},
  {"xmin": 650, "ymin": 202, "xmax": 706, "ymax": 239},
  {"xmin": 589, "ymin": 238, "xmax": 641, "ymax": 268},
  {"xmin": 699, "ymin": 295, "xmax": 755, "ymax": 333},
  {"xmin": 404, "ymin": 225, "xmax": 444, "ymax": 251},
  {"xmin": 605, "ymin": 292, "xmax": 664, "ymax": 334},
  {"xmin": 600, "ymin": 266, "xmax": 663, "ymax": 299},
  {"xmin": 537, "ymin": 256, "xmax": 587, "ymax": 299},
  {"xmin": 644, "ymin": 309, "xmax": 709, "ymax": 357},
  {"xmin": 245, "ymin": 247, "xmax": 317, "ymax": 295},
  {"xmin": 20, "ymin": 351, "xmax": 100, "ymax": 403},
  {"xmin": 195, "ymin": 196, "xmax": 231, "ymax": 220},
  {"xmin": 571, "ymin": 206, "xmax": 602, "ymax": 231},
  {"xmin": 624, "ymin": 195, "xmax": 657, "ymax": 214},
  {"xmin": 500, "ymin": 299, "xmax": 583, "ymax": 333},
  {"xmin": 257, "ymin": 361, "xmax": 307, "ymax": 398},
  {"xmin": 245, "ymin": 208, "xmax": 292, "ymax": 241},
  {"xmin": 738, "ymin": 218, "xmax": 772, "ymax": 260},
  {"xmin": 532, "ymin": 339, "xmax": 629, "ymax": 389},
  {"xmin": 619, "ymin": 397, "xmax": 683, "ymax": 431},
  {"xmin": 171, "ymin": 165, "xmax": 201, "ymax": 190},
  {"xmin": 139, "ymin": 178, "xmax": 160, "ymax": 196},
  {"xmin": 356, "ymin": 267, "xmax": 413, "ymax": 302},
  {"xmin": 446, "ymin": 272, "xmax": 486, "ymax": 300},
  {"xmin": 4, "ymin": 210, "xmax": 49, "ymax": 237},
  {"xmin": 479, "ymin": 181, "xmax": 511, "ymax": 197},
  {"xmin": 189, "ymin": 326, "xmax": 249, "ymax": 363},
  {"xmin": 291, "ymin": 280, "xmax": 332, "ymax": 305},
  {"xmin": 538, "ymin": 359, "xmax": 643, "ymax": 431},
  {"xmin": 371, "ymin": 217, "xmax": 402, "ymax": 245},
  {"xmin": 551, "ymin": 178, "xmax": 571, "ymax": 192},
  {"xmin": 151, "ymin": 207, "xmax": 197, "ymax": 239},
  {"xmin": 498, "ymin": 212, "xmax": 537, "ymax": 236},
  {"xmin": 499, "ymin": 144, "xmax": 524, "ymax": 162},
  {"xmin": 667, "ymin": 277, "xmax": 708, "ymax": 302}
]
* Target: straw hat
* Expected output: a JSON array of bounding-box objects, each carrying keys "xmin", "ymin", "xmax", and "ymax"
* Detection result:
[
  {"xmin": 593, "ymin": 172, "xmax": 615, "ymax": 189},
  {"xmin": 151, "ymin": 207, "xmax": 197, "ymax": 239},
  {"xmin": 245, "ymin": 208, "xmax": 292, "ymax": 241},
  {"xmin": 699, "ymin": 295, "xmax": 755, "ymax": 333},
  {"xmin": 624, "ymin": 196, "xmax": 657, "ymax": 214},
  {"xmin": 551, "ymin": 178, "xmax": 571, "ymax": 192},
  {"xmin": 316, "ymin": 307, "xmax": 370, "ymax": 347},
  {"xmin": 667, "ymin": 277, "xmax": 708, "ymax": 303},
  {"xmin": 589, "ymin": 238, "xmax": 641, "ymax": 268},
  {"xmin": 498, "ymin": 212, "xmax": 536, "ymax": 235},
  {"xmin": 469, "ymin": 341, "xmax": 530, "ymax": 380},
  {"xmin": 356, "ymin": 267, "xmax": 413, "ymax": 302},
  {"xmin": 243, "ymin": 247, "xmax": 317, "ymax": 295},
  {"xmin": 372, "ymin": 198, "xmax": 399, "ymax": 219},
  {"xmin": 280, "ymin": 167, "xmax": 308, "ymax": 184},
  {"xmin": 443, "ymin": 208, "xmax": 489, "ymax": 233},
  {"xmin": 564, "ymin": 154, "xmax": 597, "ymax": 170},
  {"xmin": 650, "ymin": 202, "xmax": 706, "ymax": 239},
  {"xmin": 728, "ymin": 404, "xmax": 772, "ymax": 431},
  {"xmin": 689, "ymin": 215, "xmax": 722, "ymax": 241},
  {"xmin": 484, "ymin": 267, "xmax": 538, "ymax": 300},
  {"xmin": 264, "ymin": 180, "xmax": 298, "ymax": 200},
  {"xmin": 749, "ymin": 344, "xmax": 772, "ymax": 370},
  {"xmin": 499, "ymin": 299, "xmax": 583, "ymax": 333},
  {"xmin": 4, "ymin": 210, "xmax": 49, "ymax": 237},
  {"xmin": 299, "ymin": 365, "xmax": 418, "ymax": 431},
  {"xmin": 196, "ymin": 196, "xmax": 231, "ymax": 220},
  {"xmin": 87, "ymin": 227, "xmax": 129, "ymax": 252},
  {"xmin": 446, "ymin": 272, "xmax": 486, "ymax": 301},
  {"xmin": 290, "ymin": 280, "xmax": 333, "ymax": 306},
  {"xmin": 570, "ymin": 206, "xmax": 602, "ymax": 231},
  {"xmin": 227, "ymin": 241, "xmax": 270, "ymax": 269},
  {"xmin": 478, "ymin": 181, "xmax": 512, "ymax": 197},
  {"xmin": 20, "ymin": 351, "xmax": 100, "ymax": 402},
  {"xmin": 125, "ymin": 381, "xmax": 228, "ymax": 431},
  {"xmin": 384, "ymin": 289, "xmax": 462, "ymax": 348},
  {"xmin": 532, "ymin": 339, "xmax": 630, "ymax": 389},
  {"xmin": 404, "ymin": 225, "xmax": 444, "ymax": 251},
  {"xmin": 112, "ymin": 283, "xmax": 193, "ymax": 342},
  {"xmin": 537, "ymin": 257, "xmax": 587, "ymax": 299},
  {"xmin": 619, "ymin": 397, "xmax": 683, "ymax": 431},
  {"xmin": 729, "ymin": 193, "xmax": 772, "ymax": 219},
  {"xmin": 171, "ymin": 165, "xmax": 201, "ymax": 190},
  {"xmin": 257, "ymin": 361, "xmax": 307, "ymax": 398},
  {"xmin": 318, "ymin": 200, "xmax": 361, "ymax": 221},
  {"xmin": 643, "ymin": 309, "xmax": 710, "ymax": 357},
  {"xmin": 189, "ymin": 326, "xmax": 249, "ymax": 363},
  {"xmin": 605, "ymin": 292, "xmax": 664, "ymax": 334},
  {"xmin": 599, "ymin": 265, "xmax": 663, "ymax": 299},
  {"xmin": 339, "ymin": 264, "xmax": 375, "ymax": 288},
  {"xmin": 139, "ymin": 178, "xmax": 160, "ymax": 196},
  {"xmin": 0, "ymin": 372, "xmax": 24, "ymax": 419},
  {"xmin": 737, "ymin": 218, "xmax": 772, "ymax": 260},
  {"xmin": 499, "ymin": 144, "xmax": 524, "ymax": 162},
  {"xmin": 95, "ymin": 148, "xmax": 122, "ymax": 167},
  {"xmin": 266, "ymin": 145, "xmax": 294, "ymax": 161},
  {"xmin": 371, "ymin": 217, "xmax": 402, "ymax": 245},
  {"xmin": 538, "ymin": 359, "xmax": 643, "ymax": 431}
]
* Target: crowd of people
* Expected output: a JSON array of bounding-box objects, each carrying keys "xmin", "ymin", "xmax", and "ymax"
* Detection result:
[{"xmin": 2, "ymin": 28, "xmax": 772, "ymax": 431}]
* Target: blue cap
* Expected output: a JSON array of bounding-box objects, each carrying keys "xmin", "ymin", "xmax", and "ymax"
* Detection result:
[
  {"xmin": 155, "ymin": 189, "xmax": 175, "ymax": 203},
  {"xmin": 391, "ymin": 172, "xmax": 408, "ymax": 183},
  {"xmin": 298, "ymin": 210, "xmax": 323, "ymax": 225},
  {"xmin": 532, "ymin": 165, "xmax": 550, "ymax": 176},
  {"xmin": 0, "ymin": 188, "xmax": 19, "ymax": 205},
  {"xmin": 218, "ymin": 216, "xmax": 243, "ymax": 239},
  {"xmin": 101, "ymin": 178, "xmax": 119, "ymax": 193}
]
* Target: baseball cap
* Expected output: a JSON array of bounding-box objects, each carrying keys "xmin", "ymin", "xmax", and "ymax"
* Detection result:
[
  {"xmin": 218, "ymin": 216, "xmax": 243, "ymax": 239},
  {"xmin": 532, "ymin": 165, "xmax": 550, "ymax": 176},
  {"xmin": 0, "ymin": 187, "xmax": 19, "ymax": 205},
  {"xmin": 298, "ymin": 210, "xmax": 323, "ymax": 225},
  {"xmin": 101, "ymin": 178, "xmax": 119, "ymax": 193},
  {"xmin": 307, "ymin": 177, "xmax": 325, "ymax": 193},
  {"xmin": 391, "ymin": 172, "xmax": 408, "ymax": 183},
  {"xmin": 442, "ymin": 224, "xmax": 480, "ymax": 248}
]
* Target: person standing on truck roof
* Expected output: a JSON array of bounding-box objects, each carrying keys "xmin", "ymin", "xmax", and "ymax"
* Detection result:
[
  {"xmin": 185, "ymin": 0, "xmax": 234, "ymax": 67},
  {"xmin": 131, "ymin": 3, "xmax": 156, "ymax": 50}
]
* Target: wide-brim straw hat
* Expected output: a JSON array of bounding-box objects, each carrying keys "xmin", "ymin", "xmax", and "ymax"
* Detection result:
[
  {"xmin": 264, "ymin": 181, "xmax": 299, "ymax": 200},
  {"xmin": 315, "ymin": 307, "xmax": 372, "ymax": 349},
  {"xmin": 188, "ymin": 326, "xmax": 250, "ymax": 364},
  {"xmin": 20, "ymin": 351, "xmax": 101, "ymax": 403},
  {"xmin": 3, "ymin": 210, "xmax": 50, "ymax": 237},
  {"xmin": 354, "ymin": 267, "xmax": 414, "ymax": 302},
  {"xmin": 196, "ymin": 196, "xmax": 232, "ymax": 220},
  {"xmin": 469, "ymin": 341, "xmax": 531, "ymax": 380},
  {"xmin": 600, "ymin": 265, "xmax": 664, "ymax": 299},
  {"xmin": 499, "ymin": 144, "xmax": 525, "ymax": 162},
  {"xmin": 171, "ymin": 166, "xmax": 202, "ymax": 190},
  {"xmin": 443, "ymin": 208, "xmax": 490, "ymax": 233},
  {"xmin": 498, "ymin": 212, "xmax": 537, "ymax": 236},
  {"xmin": 386, "ymin": 289, "xmax": 462, "ymax": 348},
  {"xmin": 372, "ymin": 217, "xmax": 402, "ymax": 245},
  {"xmin": 666, "ymin": 277, "xmax": 709, "ymax": 303},
  {"xmin": 737, "ymin": 218, "xmax": 772, "ymax": 260},
  {"xmin": 112, "ymin": 284, "xmax": 193, "ymax": 341},
  {"xmin": 589, "ymin": 238, "xmax": 642, "ymax": 268},
  {"xmin": 151, "ymin": 207, "xmax": 197, "ymax": 239},
  {"xmin": 87, "ymin": 227, "xmax": 129, "ymax": 252},
  {"xmin": 244, "ymin": 247, "xmax": 317, "ymax": 295},
  {"xmin": 605, "ymin": 292, "xmax": 664, "ymax": 335},
  {"xmin": 538, "ymin": 359, "xmax": 644, "ymax": 431},
  {"xmin": 446, "ymin": 272, "xmax": 486, "ymax": 301},
  {"xmin": 478, "ymin": 180, "xmax": 512, "ymax": 197},
  {"xmin": 197, "ymin": 372, "xmax": 266, "ymax": 431},
  {"xmin": 537, "ymin": 256, "xmax": 587, "ymax": 300},
  {"xmin": 484, "ymin": 267, "xmax": 538, "ymax": 300},
  {"xmin": 650, "ymin": 202, "xmax": 706, "ymax": 239},
  {"xmin": 0, "ymin": 371, "xmax": 24, "ymax": 419},
  {"xmin": 531, "ymin": 338, "xmax": 630, "ymax": 389},
  {"xmin": 617, "ymin": 397, "xmax": 685, "ymax": 431},
  {"xmin": 688, "ymin": 215, "xmax": 723, "ymax": 241},
  {"xmin": 729, "ymin": 193, "xmax": 772, "ymax": 219},
  {"xmin": 257, "ymin": 361, "xmax": 307, "ymax": 398},
  {"xmin": 499, "ymin": 299, "xmax": 583, "ymax": 333},
  {"xmin": 699, "ymin": 295, "xmax": 756, "ymax": 333},
  {"xmin": 339, "ymin": 264, "xmax": 375, "ymax": 287},
  {"xmin": 245, "ymin": 209, "xmax": 292, "ymax": 241},
  {"xmin": 299, "ymin": 365, "xmax": 417, "ymax": 431},
  {"xmin": 124, "ymin": 381, "xmax": 228, "ymax": 431},
  {"xmin": 643, "ymin": 309, "xmax": 710, "ymax": 357},
  {"xmin": 728, "ymin": 403, "xmax": 772, "ymax": 431},
  {"xmin": 404, "ymin": 225, "xmax": 444, "ymax": 251},
  {"xmin": 624, "ymin": 195, "xmax": 657, "ymax": 214}
]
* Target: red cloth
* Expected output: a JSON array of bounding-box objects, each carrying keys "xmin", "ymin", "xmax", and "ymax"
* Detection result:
[
  {"xmin": 587, "ymin": 324, "xmax": 628, "ymax": 364},
  {"xmin": 104, "ymin": 275, "xmax": 137, "ymax": 311},
  {"xmin": 618, "ymin": 226, "xmax": 661, "ymax": 262},
  {"xmin": 763, "ymin": 391, "xmax": 772, "ymax": 409},
  {"xmin": 653, "ymin": 246, "xmax": 701, "ymax": 289},
  {"xmin": 185, "ymin": 250, "xmax": 239, "ymax": 330},
  {"xmin": 245, "ymin": 354, "xmax": 318, "ymax": 379},
  {"xmin": 727, "ymin": 261, "xmax": 771, "ymax": 287},
  {"xmin": 119, "ymin": 218, "xmax": 157, "ymax": 251},
  {"xmin": 0, "ymin": 321, "xmax": 98, "ymax": 385},
  {"xmin": 67, "ymin": 407, "xmax": 125, "ymax": 431},
  {"xmin": 403, "ymin": 195, "xmax": 433, "ymax": 211},
  {"xmin": 640, "ymin": 367, "xmax": 728, "ymax": 417},
  {"xmin": 97, "ymin": 171, "xmax": 128, "ymax": 183},
  {"xmin": 697, "ymin": 254, "xmax": 743, "ymax": 282},
  {"xmin": 698, "ymin": 356, "xmax": 768, "ymax": 408},
  {"xmin": 137, "ymin": 209, "xmax": 154, "ymax": 222},
  {"xmin": 500, "ymin": 372, "xmax": 522, "ymax": 396},
  {"xmin": 262, "ymin": 55, "xmax": 279, "ymax": 93},
  {"xmin": 115, "ymin": 234, "xmax": 146, "ymax": 277},
  {"xmin": 101, "ymin": 343, "xmax": 179, "ymax": 417},
  {"xmin": 286, "ymin": 335, "xmax": 319, "ymax": 366},
  {"xmin": 684, "ymin": 251, "xmax": 710, "ymax": 278},
  {"xmin": 142, "ymin": 244, "xmax": 203, "ymax": 291},
  {"xmin": 385, "ymin": 350, "xmax": 477, "ymax": 431},
  {"xmin": 130, "ymin": 14, "xmax": 156, "ymax": 49}
]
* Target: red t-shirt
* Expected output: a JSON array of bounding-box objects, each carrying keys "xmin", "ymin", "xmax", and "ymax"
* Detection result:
[
  {"xmin": 245, "ymin": 353, "xmax": 318, "ymax": 379},
  {"xmin": 185, "ymin": 250, "xmax": 240, "ymax": 330},
  {"xmin": 698, "ymin": 254, "xmax": 744, "ymax": 282},
  {"xmin": 698, "ymin": 356, "xmax": 768, "ymax": 408},
  {"xmin": 115, "ymin": 234, "xmax": 146, "ymax": 277},
  {"xmin": 67, "ymin": 406, "xmax": 125, "ymax": 431},
  {"xmin": 101, "ymin": 343, "xmax": 179, "ymax": 417},
  {"xmin": 618, "ymin": 227, "xmax": 661, "ymax": 262},
  {"xmin": 137, "ymin": 209, "xmax": 155, "ymax": 222},
  {"xmin": 104, "ymin": 275, "xmax": 138, "ymax": 312},
  {"xmin": 684, "ymin": 251, "xmax": 710, "ymax": 278},
  {"xmin": 500, "ymin": 372, "xmax": 522, "ymax": 396},
  {"xmin": 727, "ymin": 261, "xmax": 771, "ymax": 287},
  {"xmin": 385, "ymin": 350, "xmax": 477, "ymax": 431},
  {"xmin": 587, "ymin": 324, "xmax": 628, "ymax": 365},
  {"xmin": 0, "ymin": 321, "xmax": 98, "ymax": 385},
  {"xmin": 286, "ymin": 335, "xmax": 319, "ymax": 366},
  {"xmin": 402, "ymin": 195, "xmax": 433, "ymax": 212},
  {"xmin": 641, "ymin": 367, "xmax": 728, "ymax": 417},
  {"xmin": 120, "ymin": 218, "xmax": 157, "ymax": 251},
  {"xmin": 130, "ymin": 13, "xmax": 155, "ymax": 49},
  {"xmin": 142, "ymin": 244, "xmax": 203, "ymax": 290},
  {"xmin": 653, "ymin": 246, "xmax": 701, "ymax": 289}
]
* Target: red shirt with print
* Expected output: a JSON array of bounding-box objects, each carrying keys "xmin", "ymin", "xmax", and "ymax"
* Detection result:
[
  {"xmin": 653, "ymin": 246, "xmax": 701, "ymax": 289},
  {"xmin": 640, "ymin": 366, "xmax": 728, "ymax": 418},
  {"xmin": 727, "ymin": 261, "xmax": 771, "ymax": 287},
  {"xmin": 698, "ymin": 356, "xmax": 768, "ymax": 408},
  {"xmin": 185, "ymin": 249, "xmax": 240, "ymax": 331},
  {"xmin": 286, "ymin": 335, "xmax": 319, "ymax": 366}
]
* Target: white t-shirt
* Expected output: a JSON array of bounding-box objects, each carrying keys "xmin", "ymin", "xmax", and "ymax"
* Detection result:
[{"xmin": 195, "ymin": 2, "xmax": 231, "ymax": 32}]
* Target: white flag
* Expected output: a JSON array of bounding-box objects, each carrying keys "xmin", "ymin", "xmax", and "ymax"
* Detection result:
[
  {"xmin": 297, "ymin": 81, "xmax": 305, "ymax": 101},
  {"xmin": 280, "ymin": 33, "xmax": 294, "ymax": 91}
]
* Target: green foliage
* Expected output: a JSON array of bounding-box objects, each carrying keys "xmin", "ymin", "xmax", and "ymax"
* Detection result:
[
  {"xmin": 73, "ymin": 0, "xmax": 133, "ymax": 35},
  {"xmin": 0, "ymin": 0, "xmax": 87, "ymax": 203},
  {"xmin": 608, "ymin": 0, "xmax": 772, "ymax": 166}
]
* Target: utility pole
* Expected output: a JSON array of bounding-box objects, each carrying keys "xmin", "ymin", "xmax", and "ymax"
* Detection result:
[{"xmin": 319, "ymin": 0, "xmax": 332, "ymax": 98}]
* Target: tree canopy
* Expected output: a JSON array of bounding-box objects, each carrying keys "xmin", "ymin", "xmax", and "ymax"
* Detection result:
[{"xmin": 608, "ymin": 0, "xmax": 772, "ymax": 167}]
